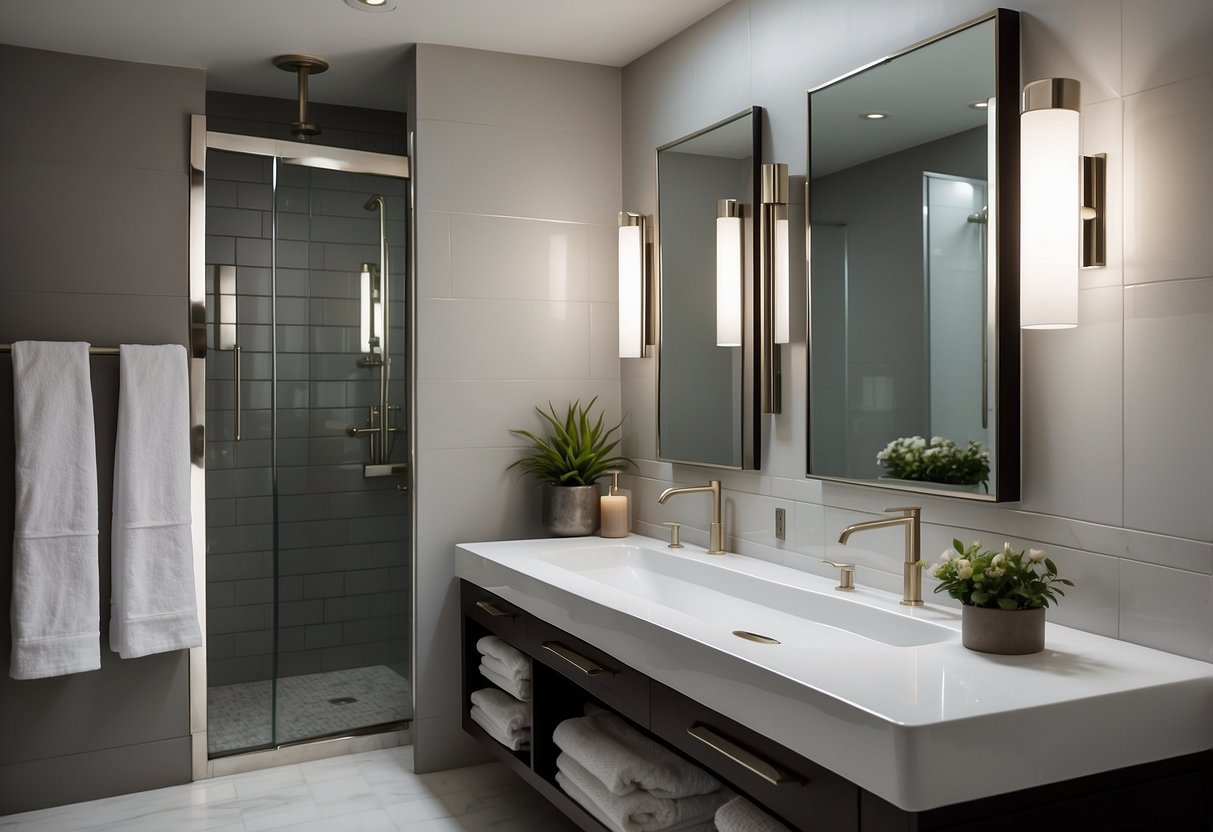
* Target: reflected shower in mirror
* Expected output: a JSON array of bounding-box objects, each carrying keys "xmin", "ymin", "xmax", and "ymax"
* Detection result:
[
  {"xmin": 807, "ymin": 10, "xmax": 1019, "ymax": 500},
  {"xmin": 658, "ymin": 108, "xmax": 762, "ymax": 469}
]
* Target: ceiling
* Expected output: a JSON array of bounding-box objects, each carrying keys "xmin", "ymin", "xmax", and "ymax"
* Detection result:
[{"xmin": 0, "ymin": 0, "xmax": 731, "ymax": 112}]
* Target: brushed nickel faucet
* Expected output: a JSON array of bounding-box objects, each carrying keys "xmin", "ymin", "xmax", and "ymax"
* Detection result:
[
  {"xmin": 658, "ymin": 480, "xmax": 725, "ymax": 554},
  {"xmin": 837, "ymin": 507, "xmax": 922, "ymax": 605}
]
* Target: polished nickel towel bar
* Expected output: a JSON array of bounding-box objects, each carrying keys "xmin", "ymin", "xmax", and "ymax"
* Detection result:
[{"xmin": 0, "ymin": 343, "xmax": 121, "ymax": 355}]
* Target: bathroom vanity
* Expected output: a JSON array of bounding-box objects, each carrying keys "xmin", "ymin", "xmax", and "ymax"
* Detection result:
[{"xmin": 456, "ymin": 536, "xmax": 1213, "ymax": 830}]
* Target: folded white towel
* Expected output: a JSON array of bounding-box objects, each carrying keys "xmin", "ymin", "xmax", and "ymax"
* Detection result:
[
  {"xmin": 482, "ymin": 652, "xmax": 529, "ymax": 684},
  {"xmin": 470, "ymin": 686, "xmax": 530, "ymax": 734},
  {"xmin": 470, "ymin": 705, "xmax": 530, "ymax": 751},
  {"xmin": 479, "ymin": 661, "xmax": 532, "ymax": 701},
  {"xmin": 715, "ymin": 795, "xmax": 790, "ymax": 832},
  {"xmin": 110, "ymin": 345, "xmax": 202, "ymax": 658},
  {"xmin": 476, "ymin": 635, "xmax": 531, "ymax": 679},
  {"xmin": 554, "ymin": 711, "xmax": 720, "ymax": 799},
  {"xmin": 557, "ymin": 752, "xmax": 728, "ymax": 832},
  {"xmin": 9, "ymin": 342, "xmax": 101, "ymax": 680}
]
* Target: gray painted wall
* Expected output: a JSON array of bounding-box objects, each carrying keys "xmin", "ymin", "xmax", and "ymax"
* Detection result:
[{"xmin": 0, "ymin": 44, "xmax": 204, "ymax": 814}]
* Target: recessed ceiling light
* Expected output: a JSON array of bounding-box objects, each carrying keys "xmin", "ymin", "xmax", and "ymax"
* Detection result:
[
  {"xmin": 344, "ymin": 0, "xmax": 397, "ymax": 11},
  {"xmin": 859, "ymin": 112, "xmax": 888, "ymax": 120}
]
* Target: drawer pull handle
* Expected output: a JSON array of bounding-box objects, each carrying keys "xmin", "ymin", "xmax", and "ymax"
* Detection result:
[
  {"xmin": 475, "ymin": 600, "xmax": 517, "ymax": 619},
  {"xmin": 687, "ymin": 724, "xmax": 805, "ymax": 786},
  {"xmin": 541, "ymin": 641, "xmax": 614, "ymax": 677}
]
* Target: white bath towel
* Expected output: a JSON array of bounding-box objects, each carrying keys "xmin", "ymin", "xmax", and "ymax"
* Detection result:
[
  {"xmin": 110, "ymin": 344, "xmax": 202, "ymax": 658},
  {"xmin": 557, "ymin": 752, "xmax": 728, "ymax": 832},
  {"xmin": 470, "ymin": 686, "xmax": 531, "ymax": 734},
  {"xmin": 554, "ymin": 710, "xmax": 721, "ymax": 799},
  {"xmin": 715, "ymin": 796, "xmax": 791, "ymax": 832},
  {"xmin": 479, "ymin": 661, "xmax": 532, "ymax": 701},
  {"xmin": 470, "ymin": 705, "xmax": 530, "ymax": 751},
  {"xmin": 476, "ymin": 635, "xmax": 531, "ymax": 679},
  {"xmin": 9, "ymin": 341, "xmax": 101, "ymax": 680},
  {"xmin": 482, "ymin": 652, "xmax": 530, "ymax": 684}
]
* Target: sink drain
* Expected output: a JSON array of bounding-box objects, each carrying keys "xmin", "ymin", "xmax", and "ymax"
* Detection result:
[
  {"xmin": 328, "ymin": 696, "xmax": 358, "ymax": 705},
  {"xmin": 732, "ymin": 630, "xmax": 780, "ymax": 645}
]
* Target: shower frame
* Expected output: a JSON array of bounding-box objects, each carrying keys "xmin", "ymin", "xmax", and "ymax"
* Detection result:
[{"xmin": 186, "ymin": 114, "xmax": 415, "ymax": 779}]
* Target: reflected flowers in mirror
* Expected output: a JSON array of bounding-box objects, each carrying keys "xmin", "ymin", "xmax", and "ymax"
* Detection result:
[{"xmin": 876, "ymin": 435, "xmax": 991, "ymax": 492}]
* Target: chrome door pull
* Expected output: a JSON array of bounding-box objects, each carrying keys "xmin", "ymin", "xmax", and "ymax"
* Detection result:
[
  {"xmin": 541, "ymin": 641, "xmax": 614, "ymax": 677},
  {"xmin": 474, "ymin": 600, "xmax": 516, "ymax": 619},
  {"xmin": 687, "ymin": 724, "xmax": 805, "ymax": 786}
]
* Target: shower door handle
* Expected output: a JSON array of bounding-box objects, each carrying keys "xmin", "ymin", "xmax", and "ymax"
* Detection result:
[{"xmin": 233, "ymin": 344, "xmax": 242, "ymax": 442}]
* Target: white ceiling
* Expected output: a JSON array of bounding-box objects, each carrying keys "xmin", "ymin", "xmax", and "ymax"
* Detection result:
[{"xmin": 0, "ymin": 0, "xmax": 731, "ymax": 112}]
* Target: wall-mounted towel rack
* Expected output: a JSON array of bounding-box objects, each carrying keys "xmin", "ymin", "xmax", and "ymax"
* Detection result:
[{"xmin": 0, "ymin": 343, "xmax": 122, "ymax": 355}]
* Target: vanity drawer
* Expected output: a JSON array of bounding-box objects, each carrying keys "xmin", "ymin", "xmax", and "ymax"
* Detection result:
[
  {"xmin": 527, "ymin": 617, "xmax": 649, "ymax": 728},
  {"xmin": 460, "ymin": 580, "xmax": 527, "ymax": 649},
  {"xmin": 651, "ymin": 682, "xmax": 858, "ymax": 831}
]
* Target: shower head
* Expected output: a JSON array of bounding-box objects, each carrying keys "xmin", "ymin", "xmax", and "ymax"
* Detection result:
[{"xmin": 364, "ymin": 194, "xmax": 385, "ymax": 211}]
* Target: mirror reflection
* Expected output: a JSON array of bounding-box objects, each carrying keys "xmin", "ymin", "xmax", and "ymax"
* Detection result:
[
  {"xmin": 808, "ymin": 14, "xmax": 1017, "ymax": 499},
  {"xmin": 658, "ymin": 109, "xmax": 761, "ymax": 469}
]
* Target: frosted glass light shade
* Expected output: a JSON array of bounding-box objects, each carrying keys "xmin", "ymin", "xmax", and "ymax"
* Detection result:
[
  {"xmin": 716, "ymin": 212, "xmax": 742, "ymax": 347},
  {"xmin": 1021, "ymin": 92, "xmax": 1080, "ymax": 330},
  {"xmin": 618, "ymin": 215, "xmax": 645, "ymax": 358},
  {"xmin": 774, "ymin": 214, "xmax": 790, "ymax": 344},
  {"xmin": 360, "ymin": 264, "xmax": 380, "ymax": 353}
]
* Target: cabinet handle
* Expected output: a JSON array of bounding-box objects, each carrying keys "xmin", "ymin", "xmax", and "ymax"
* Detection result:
[
  {"xmin": 541, "ymin": 641, "xmax": 614, "ymax": 677},
  {"xmin": 475, "ymin": 600, "xmax": 517, "ymax": 619},
  {"xmin": 687, "ymin": 724, "xmax": 805, "ymax": 786}
]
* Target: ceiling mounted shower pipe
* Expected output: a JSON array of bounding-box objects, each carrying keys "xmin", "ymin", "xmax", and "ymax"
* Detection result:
[{"xmin": 272, "ymin": 54, "xmax": 329, "ymax": 140}]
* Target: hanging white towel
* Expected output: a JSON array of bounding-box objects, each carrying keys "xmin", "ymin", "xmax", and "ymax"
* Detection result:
[
  {"xmin": 715, "ymin": 795, "xmax": 792, "ymax": 832},
  {"xmin": 9, "ymin": 341, "xmax": 101, "ymax": 679},
  {"xmin": 110, "ymin": 344, "xmax": 202, "ymax": 658},
  {"xmin": 476, "ymin": 635, "xmax": 532, "ymax": 680}
]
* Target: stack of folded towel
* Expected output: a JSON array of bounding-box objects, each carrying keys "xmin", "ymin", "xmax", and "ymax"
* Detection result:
[
  {"xmin": 469, "ymin": 686, "xmax": 531, "ymax": 751},
  {"xmin": 477, "ymin": 635, "xmax": 532, "ymax": 701},
  {"xmin": 714, "ymin": 795, "xmax": 791, "ymax": 832},
  {"xmin": 553, "ymin": 708, "xmax": 729, "ymax": 832}
]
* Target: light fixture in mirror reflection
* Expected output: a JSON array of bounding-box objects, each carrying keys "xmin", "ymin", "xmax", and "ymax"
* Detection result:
[
  {"xmin": 360, "ymin": 262, "xmax": 382, "ymax": 357},
  {"xmin": 657, "ymin": 107, "xmax": 761, "ymax": 469},
  {"xmin": 807, "ymin": 10, "xmax": 1020, "ymax": 501},
  {"xmin": 618, "ymin": 211, "xmax": 650, "ymax": 358}
]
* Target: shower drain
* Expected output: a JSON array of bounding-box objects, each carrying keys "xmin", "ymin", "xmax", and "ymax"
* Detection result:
[{"xmin": 328, "ymin": 696, "xmax": 359, "ymax": 705}]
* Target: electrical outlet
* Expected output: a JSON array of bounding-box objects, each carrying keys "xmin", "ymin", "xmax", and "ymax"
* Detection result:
[{"xmin": 775, "ymin": 507, "xmax": 786, "ymax": 541}]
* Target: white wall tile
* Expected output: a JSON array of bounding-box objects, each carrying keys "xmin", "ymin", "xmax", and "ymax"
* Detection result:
[
  {"xmin": 1124, "ymin": 75, "xmax": 1213, "ymax": 284},
  {"xmin": 450, "ymin": 215, "xmax": 590, "ymax": 302},
  {"xmin": 1123, "ymin": 278, "xmax": 1213, "ymax": 540},
  {"xmin": 589, "ymin": 302, "xmax": 622, "ymax": 381},
  {"xmin": 1122, "ymin": 0, "xmax": 1213, "ymax": 95},
  {"xmin": 1120, "ymin": 560, "xmax": 1213, "ymax": 662},
  {"xmin": 416, "ymin": 210, "xmax": 451, "ymax": 299},
  {"xmin": 587, "ymin": 223, "xmax": 618, "ymax": 305},
  {"xmin": 1018, "ymin": 0, "xmax": 1122, "ymax": 103}
]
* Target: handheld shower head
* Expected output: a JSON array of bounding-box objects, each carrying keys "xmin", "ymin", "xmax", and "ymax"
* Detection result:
[{"xmin": 364, "ymin": 194, "xmax": 385, "ymax": 211}]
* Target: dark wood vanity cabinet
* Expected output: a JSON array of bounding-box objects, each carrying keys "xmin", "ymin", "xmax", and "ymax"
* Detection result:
[{"xmin": 459, "ymin": 580, "xmax": 1213, "ymax": 832}]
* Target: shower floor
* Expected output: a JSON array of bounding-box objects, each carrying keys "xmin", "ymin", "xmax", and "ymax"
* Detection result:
[{"xmin": 207, "ymin": 665, "xmax": 412, "ymax": 755}]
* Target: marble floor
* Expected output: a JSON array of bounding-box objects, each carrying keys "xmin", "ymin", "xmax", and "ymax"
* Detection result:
[{"xmin": 0, "ymin": 746, "xmax": 579, "ymax": 832}]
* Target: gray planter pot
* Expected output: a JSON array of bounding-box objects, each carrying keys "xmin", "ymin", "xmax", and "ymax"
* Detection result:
[
  {"xmin": 961, "ymin": 605, "xmax": 1046, "ymax": 655},
  {"xmin": 541, "ymin": 483, "xmax": 600, "ymax": 537}
]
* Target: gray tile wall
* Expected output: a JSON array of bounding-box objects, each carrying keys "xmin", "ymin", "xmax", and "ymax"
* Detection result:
[{"xmin": 0, "ymin": 44, "xmax": 204, "ymax": 815}]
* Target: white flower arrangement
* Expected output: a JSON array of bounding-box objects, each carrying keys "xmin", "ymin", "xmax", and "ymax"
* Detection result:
[{"xmin": 922, "ymin": 540, "xmax": 1073, "ymax": 610}]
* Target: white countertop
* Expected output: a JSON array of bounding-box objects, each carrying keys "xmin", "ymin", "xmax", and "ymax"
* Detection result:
[{"xmin": 455, "ymin": 534, "xmax": 1213, "ymax": 811}]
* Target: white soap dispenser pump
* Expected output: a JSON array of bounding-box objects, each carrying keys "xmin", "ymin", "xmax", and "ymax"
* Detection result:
[{"xmin": 600, "ymin": 470, "xmax": 629, "ymax": 538}]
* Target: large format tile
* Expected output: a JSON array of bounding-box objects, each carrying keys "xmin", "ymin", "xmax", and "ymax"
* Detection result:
[
  {"xmin": 1120, "ymin": 561, "xmax": 1213, "ymax": 662},
  {"xmin": 1018, "ymin": 0, "xmax": 1122, "ymax": 104},
  {"xmin": 1122, "ymin": 0, "xmax": 1213, "ymax": 95},
  {"xmin": 450, "ymin": 214, "xmax": 591, "ymax": 303}
]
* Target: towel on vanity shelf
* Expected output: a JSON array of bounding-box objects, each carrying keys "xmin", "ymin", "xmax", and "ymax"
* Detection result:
[
  {"xmin": 479, "ymin": 661, "xmax": 532, "ymax": 701},
  {"xmin": 9, "ymin": 341, "xmax": 101, "ymax": 679},
  {"xmin": 482, "ymin": 651, "xmax": 530, "ymax": 684},
  {"xmin": 470, "ymin": 705, "xmax": 531, "ymax": 751},
  {"xmin": 553, "ymin": 710, "xmax": 721, "ymax": 799},
  {"xmin": 476, "ymin": 635, "xmax": 532, "ymax": 680},
  {"xmin": 715, "ymin": 795, "xmax": 791, "ymax": 832},
  {"xmin": 556, "ymin": 752, "xmax": 728, "ymax": 832},
  {"xmin": 470, "ymin": 686, "xmax": 531, "ymax": 734},
  {"xmin": 110, "ymin": 344, "xmax": 202, "ymax": 658}
]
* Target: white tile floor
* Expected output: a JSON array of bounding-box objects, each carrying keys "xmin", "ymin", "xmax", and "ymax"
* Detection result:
[{"xmin": 0, "ymin": 746, "xmax": 579, "ymax": 832}]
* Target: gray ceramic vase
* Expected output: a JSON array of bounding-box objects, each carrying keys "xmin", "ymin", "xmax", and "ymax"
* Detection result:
[
  {"xmin": 541, "ymin": 483, "xmax": 601, "ymax": 537},
  {"xmin": 961, "ymin": 605, "xmax": 1046, "ymax": 655}
]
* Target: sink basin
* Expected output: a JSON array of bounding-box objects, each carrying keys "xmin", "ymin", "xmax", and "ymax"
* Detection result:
[{"xmin": 536, "ymin": 543, "xmax": 952, "ymax": 648}]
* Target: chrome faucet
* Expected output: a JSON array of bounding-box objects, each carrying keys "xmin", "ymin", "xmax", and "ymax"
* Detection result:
[
  {"xmin": 837, "ymin": 507, "xmax": 922, "ymax": 606},
  {"xmin": 658, "ymin": 480, "xmax": 725, "ymax": 555}
]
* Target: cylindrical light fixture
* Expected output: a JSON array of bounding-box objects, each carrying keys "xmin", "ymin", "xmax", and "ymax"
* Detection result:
[
  {"xmin": 716, "ymin": 198, "xmax": 742, "ymax": 347},
  {"xmin": 618, "ymin": 212, "xmax": 649, "ymax": 358},
  {"xmin": 360, "ymin": 263, "xmax": 381, "ymax": 354},
  {"xmin": 1020, "ymin": 78, "xmax": 1080, "ymax": 330}
]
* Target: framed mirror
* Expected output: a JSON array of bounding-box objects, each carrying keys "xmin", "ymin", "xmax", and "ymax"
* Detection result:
[
  {"xmin": 806, "ymin": 9, "xmax": 1019, "ymax": 501},
  {"xmin": 658, "ymin": 108, "xmax": 762, "ymax": 469}
]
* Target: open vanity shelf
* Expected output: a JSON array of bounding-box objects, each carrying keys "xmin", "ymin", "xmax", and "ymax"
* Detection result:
[{"xmin": 459, "ymin": 578, "xmax": 1211, "ymax": 831}]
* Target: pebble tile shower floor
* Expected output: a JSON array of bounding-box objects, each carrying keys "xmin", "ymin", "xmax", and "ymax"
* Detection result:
[{"xmin": 208, "ymin": 665, "xmax": 412, "ymax": 754}]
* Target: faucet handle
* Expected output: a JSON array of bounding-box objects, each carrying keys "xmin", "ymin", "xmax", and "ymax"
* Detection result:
[
  {"xmin": 662, "ymin": 522, "xmax": 684, "ymax": 549},
  {"xmin": 822, "ymin": 559, "xmax": 856, "ymax": 592}
]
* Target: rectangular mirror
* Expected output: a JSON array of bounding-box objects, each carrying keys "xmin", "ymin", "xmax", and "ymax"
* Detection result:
[
  {"xmin": 658, "ymin": 108, "xmax": 762, "ymax": 469},
  {"xmin": 807, "ymin": 10, "xmax": 1019, "ymax": 500}
]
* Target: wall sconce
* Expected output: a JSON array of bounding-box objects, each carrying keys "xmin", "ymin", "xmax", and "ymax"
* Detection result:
[
  {"xmin": 1020, "ymin": 78, "xmax": 1106, "ymax": 330},
  {"xmin": 215, "ymin": 265, "xmax": 241, "ymax": 441},
  {"xmin": 359, "ymin": 262, "xmax": 384, "ymax": 365},
  {"xmin": 618, "ymin": 212, "xmax": 652, "ymax": 359},
  {"xmin": 761, "ymin": 163, "xmax": 789, "ymax": 413},
  {"xmin": 716, "ymin": 199, "xmax": 742, "ymax": 347}
]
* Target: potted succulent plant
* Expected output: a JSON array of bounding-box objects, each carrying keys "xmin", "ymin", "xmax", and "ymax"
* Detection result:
[
  {"xmin": 508, "ymin": 397, "xmax": 633, "ymax": 537},
  {"xmin": 921, "ymin": 540, "xmax": 1073, "ymax": 655}
]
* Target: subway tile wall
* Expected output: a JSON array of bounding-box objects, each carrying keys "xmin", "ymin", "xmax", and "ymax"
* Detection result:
[{"xmin": 204, "ymin": 151, "xmax": 410, "ymax": 691}]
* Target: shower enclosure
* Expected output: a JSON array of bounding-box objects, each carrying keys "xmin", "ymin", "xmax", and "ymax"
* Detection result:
[{"xmin": 199, "ymin": 132, "xmax": 411, "ymax": 756}]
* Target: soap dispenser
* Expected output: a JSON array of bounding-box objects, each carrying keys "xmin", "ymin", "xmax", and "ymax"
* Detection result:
[{"xmin": 600, "ymin": 470, "xmax": 629, "ymax": 538}]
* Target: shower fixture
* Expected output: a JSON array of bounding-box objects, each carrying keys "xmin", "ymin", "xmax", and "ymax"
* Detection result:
[{"xmin": 272, "ymin": 54, "xmax": 329, "ymax": 140}]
